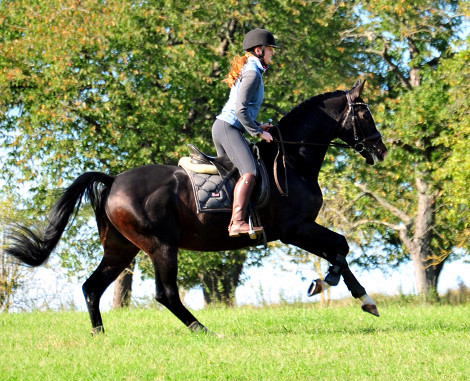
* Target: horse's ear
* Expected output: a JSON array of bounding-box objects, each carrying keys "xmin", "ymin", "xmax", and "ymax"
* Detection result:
[
  {"xmin": 352, "ymin": 79, "xmax": 362, "ymax": 88},
  {"xmin": 350, "ymin": 79, "xmax": 366, "ymax": 99}
]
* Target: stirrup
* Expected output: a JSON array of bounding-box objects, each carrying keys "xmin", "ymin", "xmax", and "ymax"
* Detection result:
[
  {"xmin": 248, "ymin": 215, "xmax": 262, "ymax": 239},
  {"xmin": 228, "ymin": 221, "xmax": 263, "ymax": 238},
  {"xmin": 229, "ymin": 226, "xmax": 263, "ymax": 238}
]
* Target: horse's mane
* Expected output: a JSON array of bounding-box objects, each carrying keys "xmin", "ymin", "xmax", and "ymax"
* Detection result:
[{"xmin": 277, "ymin": 90, "xmax": 345, "ymax": 128}]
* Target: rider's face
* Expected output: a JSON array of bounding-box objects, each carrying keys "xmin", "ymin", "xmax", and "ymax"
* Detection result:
[
  {"xmin": 263, "ymin": 46, "xmax": 274, "ymax": 64},
  {"xmin": 254, "ymin": 46, "xmax": 275, "ymax": 64}
]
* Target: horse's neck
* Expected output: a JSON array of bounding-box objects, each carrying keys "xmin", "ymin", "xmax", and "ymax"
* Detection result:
[
  {"xmin": 278, "ymin": 95, "xmax": 344, "ymax": 177},
  {"xmin": 280, "ymin": 94, "xmax": 344, "ymax": 143}
]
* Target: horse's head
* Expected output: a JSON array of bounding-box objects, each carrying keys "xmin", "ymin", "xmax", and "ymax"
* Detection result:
[{"xmin": 339, "ymin": 80, "xmax": 388, "ymax": 165}]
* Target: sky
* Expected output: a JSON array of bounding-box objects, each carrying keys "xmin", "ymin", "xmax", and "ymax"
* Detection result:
[{"xmin": 29, "ymin": 253, "xmax": 470, "ymax": 312}]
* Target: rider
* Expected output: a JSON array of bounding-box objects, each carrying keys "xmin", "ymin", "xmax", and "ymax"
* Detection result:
[{"xmin": 212, "ymin": 28, "xmax": 280, "ymax": 237}]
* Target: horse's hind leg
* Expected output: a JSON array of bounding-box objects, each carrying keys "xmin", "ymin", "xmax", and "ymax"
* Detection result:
[
  {"xmin": 342, "ymin": 269, "xmax": 379, "ymax": 316},
  {"xmin": 82, "ymin": 221, "xmax": 140, "ymax": 335},
  {"xmin": 154, "ymin": 249, "xmax": 208, "ymax": 332},
  {"xmin": 148, "ymin": 243, "xmax": 211, "ymax": 333}
]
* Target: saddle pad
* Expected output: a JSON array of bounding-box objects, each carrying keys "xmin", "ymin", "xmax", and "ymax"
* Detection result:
[
  {"xmin": 179, "ymin": 164, "xmax": 232, "ymax": 213},
  {"xmin": 178, "ymin": 156, "xmax": 218, "ymax": 175}
]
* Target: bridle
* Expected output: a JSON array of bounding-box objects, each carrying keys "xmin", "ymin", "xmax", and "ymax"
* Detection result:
[
  {"xmin": 271, "ymin": 91, "xmax": 383, "ymax": 196},
  {"xmin": 343, "ymin": 91, "xmax": 382, "ymax": 156}
]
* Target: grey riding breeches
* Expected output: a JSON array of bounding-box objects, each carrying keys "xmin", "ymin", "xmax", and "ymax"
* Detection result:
[{"xmin": 211, "ymin": 119, "xmax": 257, "ymax": 177}]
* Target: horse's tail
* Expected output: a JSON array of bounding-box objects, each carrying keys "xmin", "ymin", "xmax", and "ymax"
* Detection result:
[{"xmin": 5, "ymin": 172, "xmax": 115, "ymax": 267}]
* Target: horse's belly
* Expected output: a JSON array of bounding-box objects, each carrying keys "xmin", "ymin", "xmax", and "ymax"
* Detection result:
[{"xmin": 178, "ymin": 213, "xmax": 260, "ymax": 251}]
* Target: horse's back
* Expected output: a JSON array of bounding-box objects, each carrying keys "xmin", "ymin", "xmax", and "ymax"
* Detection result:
[{"xmin": 112, "ymin": 164, "xmax": 183, "ymax": 193}]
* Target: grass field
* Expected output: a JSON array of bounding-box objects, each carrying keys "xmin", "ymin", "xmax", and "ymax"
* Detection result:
[{"xmin": 1, "ymin": 301, "xmax": 470, "ymax": 380}]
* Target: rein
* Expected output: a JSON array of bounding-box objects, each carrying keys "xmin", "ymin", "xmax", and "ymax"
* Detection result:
[
  {"xmin": 271, "ymin": 93, "xmax": 382, "ymax": 197},
  {"xmin": 271, "ymin": 138, "xmax": 352, "ymax": 149}
]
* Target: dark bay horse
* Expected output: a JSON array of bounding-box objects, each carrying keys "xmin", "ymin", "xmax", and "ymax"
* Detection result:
[{"xmin": 6, "ymin": 80, "xmax": 387, "ymax": 334}]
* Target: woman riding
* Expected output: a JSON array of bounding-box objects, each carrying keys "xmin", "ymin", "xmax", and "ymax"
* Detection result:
[{"xmin": 212, "ymin": 28, "xmax": 280, "ymax": 238}]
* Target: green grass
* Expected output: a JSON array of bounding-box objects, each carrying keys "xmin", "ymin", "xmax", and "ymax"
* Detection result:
[{"xmin": 1, "ymin": 303, "xmax": 470, "ymax": 380}]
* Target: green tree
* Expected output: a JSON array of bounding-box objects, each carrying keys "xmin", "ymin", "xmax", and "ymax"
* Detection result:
[
  {"xmin": 1, "ymin": 1, "xmax": 359, "ymax": 305},
  {"xmin": 0, "ymin": 193, "xmax": 36, "ymax": 311},
  {"xmin": 317, "ymin": 0, "xmax": 469, "ymax": 297}
]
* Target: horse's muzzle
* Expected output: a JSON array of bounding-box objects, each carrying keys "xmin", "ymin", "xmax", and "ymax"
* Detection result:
[{"xmin": 365, "ymin": 139, "xmax": 388, "ymax": 165}]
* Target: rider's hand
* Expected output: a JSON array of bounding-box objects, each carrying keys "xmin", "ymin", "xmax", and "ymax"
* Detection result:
[
  {"xmin": 257, "ymin": 131, "xmax": 273, "ymax": 142},
  {"xmin": 259, "ymin": 123, "xmax": 273, "ymax": 131}
]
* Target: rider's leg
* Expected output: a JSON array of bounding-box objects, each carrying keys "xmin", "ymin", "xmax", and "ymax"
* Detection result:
[
  {"xmin": 228, "ymin": 173, "xmax": 263, "ymax": 237},
  {"xmin": 211, "ymin": 119, "xmax": 227, "ymax": 156},
  {"xmin": 212, "ymin": 120, "xmax": 262, "ymax": 237}
]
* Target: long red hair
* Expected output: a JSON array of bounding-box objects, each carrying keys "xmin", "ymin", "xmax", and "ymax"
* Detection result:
[{"xmin": 222, "ymin": 53, "xmax": 250, "ymax": 88}]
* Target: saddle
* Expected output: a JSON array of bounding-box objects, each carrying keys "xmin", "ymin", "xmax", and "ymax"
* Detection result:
[{"xmin": 178, "ymin": 144, "xmax": 270, "ymax": 214}]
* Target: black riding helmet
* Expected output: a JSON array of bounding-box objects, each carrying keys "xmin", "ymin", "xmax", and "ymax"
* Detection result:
[
  {"xmin": 243, "ymin": 28, "xmax": 280, "ymax": 67},
  {"xmin": 242, "ymin": 28, "xmax": 281, "ymax": 51}
]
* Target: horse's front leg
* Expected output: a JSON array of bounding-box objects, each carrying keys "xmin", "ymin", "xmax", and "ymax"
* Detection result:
[{"xmin": 281, "ymin": 221, "xmax": 379, "ymax": 316}]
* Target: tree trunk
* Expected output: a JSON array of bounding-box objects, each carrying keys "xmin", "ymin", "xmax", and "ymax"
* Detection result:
[
  {"xmin": 407, "ymin": 37, "xmax": 422, "ymax": 88},
  {"xmin": 112, "ymin": 258, "xmax": 136, "ymax": 309},
  {"xmin": 409, "ymin": 251, "xmax": 444, "ymax": 299},
  {"xmin": 313, "ymin": 256, "xmax": 330, "ymax": 306},
  {"xmin": 403, "ymin": 176, "xmax": 444, "ymax": 298},
  {"xmin": 356, "ymin": 179, "xmax": 446, "ymax": 299},
  {"xmin": 201, "ymin": 251, "xmax": 246, "ymax": 307}
]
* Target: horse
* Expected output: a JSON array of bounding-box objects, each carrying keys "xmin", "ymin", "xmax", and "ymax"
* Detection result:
[{"xmin": 6, "ymin": 80, "xmax": 388, "ymax": 335}]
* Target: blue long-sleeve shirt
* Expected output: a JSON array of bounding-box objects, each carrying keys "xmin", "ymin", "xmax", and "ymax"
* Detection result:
[{"xmin": 217, "ymin": 56, "xmax": 266, "ymax": 137}]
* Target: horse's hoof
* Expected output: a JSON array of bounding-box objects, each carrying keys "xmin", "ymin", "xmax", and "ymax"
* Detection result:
[
  {"xmin": 362, "ymin": 304, "xmax": 380, "ymax": 317},
  {"xmin": 91, "ymin": 326, "xmax": 105, "ymax": 336},
  {"xmin": 307, "ymin": 279, "xmax": 322, "ymax": 296},
  {"xmin": 188, "ymin": 321, "xmax": 204, "ymax": 332},
  {"xmin": 188, "ymin": 321, "xmax": 221, "ymax": 336}
]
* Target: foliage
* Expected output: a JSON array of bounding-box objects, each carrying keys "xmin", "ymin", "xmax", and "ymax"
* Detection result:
[
  {"xmin": 0, "ymin": 1, "xmax": 359, "ymax": 289},
  {"xmin": 0, "ymin": 192, "xmax": 38, "ymax": 311},
  {"xmin": 312, "ymin": 0, "xmax": 470, "ymax": 295},
  {"xmin": 320, "ymin": 68, "xmax": 469, "ymax": 262},
  {"xmin": 434, "ymin": 47, "xmax": 470, "ymax": 240},
  {"xmin": 0, "ymin": 0, "xmax": 356, "ymax": 188}
]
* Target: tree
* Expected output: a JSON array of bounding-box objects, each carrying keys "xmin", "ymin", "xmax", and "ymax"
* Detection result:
[
  {"xmin": 318, "ymin": 0, "xmax": 469, "ymax": 297},
  {"xmin": 112, "ymin": 258, "xmax": 135, "ymax": 309},
  {"xmin": 0, "ymin": 194, "xmax": 37, "ymax": 311},
  {"xmin": 1, "ymin": 1, "xmax": 362, "ymax": 305}
]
